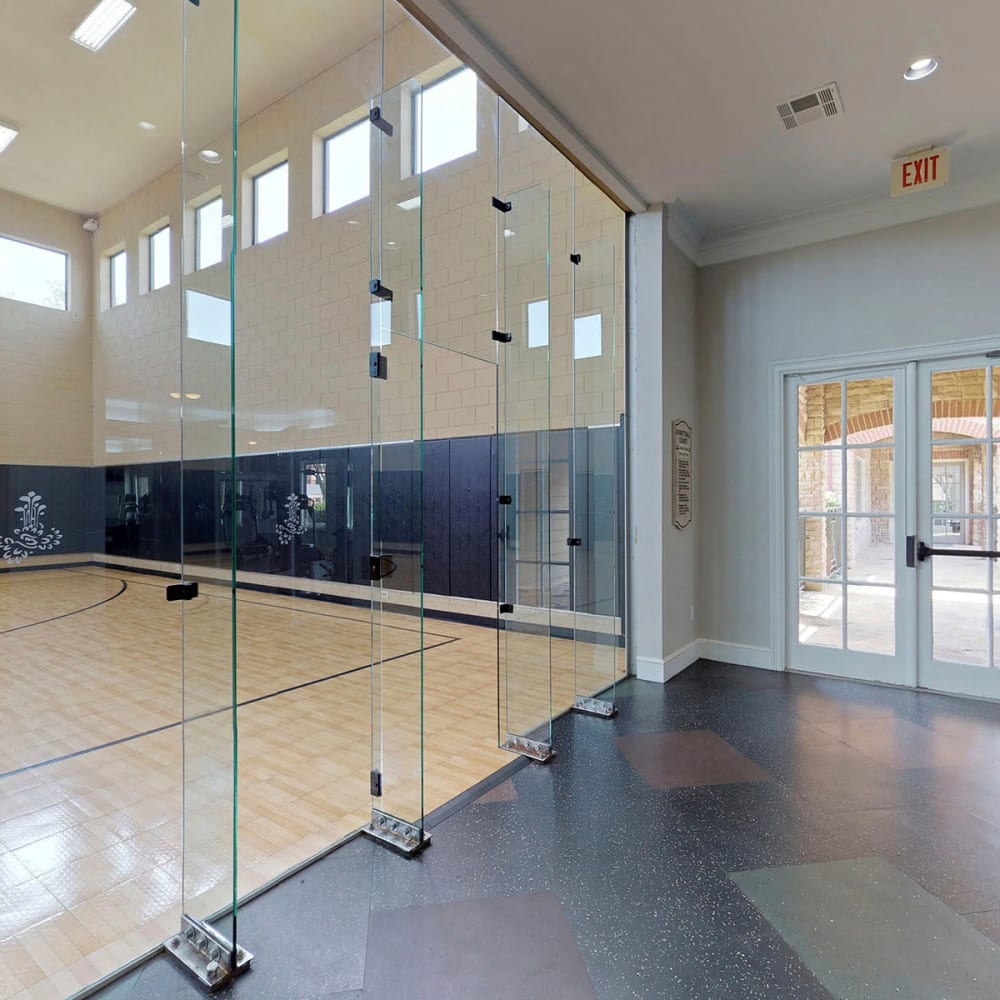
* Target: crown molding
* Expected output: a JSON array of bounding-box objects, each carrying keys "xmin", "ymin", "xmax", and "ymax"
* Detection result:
[
  {"xmin": 664, "ymin": 200, "xmax": 702, "ymax": 264},
  {"xmin": 696, "ymin": 166, "xmax": 1000, "ymax": 267}
]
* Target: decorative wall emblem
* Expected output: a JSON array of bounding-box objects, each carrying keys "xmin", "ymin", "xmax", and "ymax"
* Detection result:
[
  {"xmin": 2, "ymin": 492, "xmax": 63, "ymax": 565},
  {"xmin": 275, "ymin": 494, "xmax": 307, "ymax": 546}
]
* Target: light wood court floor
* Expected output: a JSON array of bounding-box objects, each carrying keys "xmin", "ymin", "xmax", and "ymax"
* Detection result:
[{"xmin": 0, "ymin": 566, "xmax": 622, "ymax": 999}]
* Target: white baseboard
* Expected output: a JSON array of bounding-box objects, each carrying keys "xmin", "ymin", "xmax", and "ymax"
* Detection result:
[
  {"xmin": 699, "ymin": 639, "xmax": 776, "ymax": 670},
  {"xmin": 635, "ymin": 641, "xmax": 701, "ymax": 683}
]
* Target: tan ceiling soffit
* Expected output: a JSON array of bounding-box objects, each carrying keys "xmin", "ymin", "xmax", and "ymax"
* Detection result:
[{"xmin": 398, "ymin": 0, "xmax": 646, "ymax": 215}]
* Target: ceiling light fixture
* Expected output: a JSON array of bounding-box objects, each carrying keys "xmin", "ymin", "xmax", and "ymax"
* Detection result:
[
  {"xmin": 199, "ymin": 149, "xmax": 222, "ymax": 164},
  {"xmin": 169, "ymin": 392, "xmax": 182, "ymax": 399},
  {"xmin": 904, "ymin": 57, "xmax": 939, "ymax": 81},
  {"xmin": 0, "ymin": 121, "xmax": 18, "ymax": 155},
  {"xmin": 72, "ymin": 0, "xmax": 137, "ymax": 52},
  {"xmin": 185, "ymin": 393, "xmax": 202, "ymax": 400},
  {"xmin": 137, "ymin": 121, "xmax": 158, "ymax": 132}
]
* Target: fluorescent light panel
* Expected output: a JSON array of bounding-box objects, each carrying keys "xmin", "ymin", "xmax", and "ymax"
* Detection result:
[
  {"xmin": 72, "ymin": 0, "xmax": 136, "ymax": 52},
  {"xmin": 0, "ymin": 121, "xmax": 18, "ymax": 155}
]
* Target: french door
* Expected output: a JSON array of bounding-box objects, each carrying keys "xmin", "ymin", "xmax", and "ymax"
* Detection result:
[
  {"xmin": 915, "ymin": 359, "xmax": 1000, "ymax": 699},
  {"xmin": 787, "ymin": 354, "xmax": 1000, "ymax": 699}
]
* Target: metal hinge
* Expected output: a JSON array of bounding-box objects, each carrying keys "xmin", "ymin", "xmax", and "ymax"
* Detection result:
[
  {"xmin": 370, "ymin": 769, "xmax": 382, "ymax": 797},
  {"xmin": 369, "ymin": 278, "xmax": 393, "ymax": 301},
  {"xmin": 492, "ymin": 330, "xmax": 512, "ymax": 343},
  {"xmin": 492, "ymin": 196, "xmax": 512, "ymax": 213},
  {"xmin": 369, "ymin": 555, "xmax": 396, "ymax": 581},
  {"xmin": 369, "ymin": 106, "xmax": 394, "ymax": 137},
  {"xmin": 567, "ymin": 537, "xmax": 582, "ymax": 547},
  {"xmin": 570, "ymin": 252, "xmax": 581, "ymax": 265},
  {"xmin": 369, "ymin": 351, "xmax": 388, "ymax": 380},
  {"xmin": 499, "ymin": 602, "xmax": 514, "ymax": 614},
  {"xmin": 166, "ymin": 581, "xmax": 199, "ymax": 602},
  {"xmin": 497, "ymin": 494, "xmax": 512, "ymax": 505}
]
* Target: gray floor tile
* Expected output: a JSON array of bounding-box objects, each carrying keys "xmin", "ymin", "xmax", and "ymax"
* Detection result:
[
  {"xmin": 731, "ymin": 856, "xmax": 1000, "ymax": 1000},
  {"xmin": 364, "ymin": 892, "xmax": 597, "ymax": 999}
]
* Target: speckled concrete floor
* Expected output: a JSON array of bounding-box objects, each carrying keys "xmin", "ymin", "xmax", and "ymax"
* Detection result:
[{"xmin": 92, "ymin": 660, "xmax": 1000, "ymax": 1000}]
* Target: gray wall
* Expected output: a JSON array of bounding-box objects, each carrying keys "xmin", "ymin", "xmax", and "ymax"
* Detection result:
[{"xmin": 696, "ymin": 202, "xmax": 1000, "ymax": 654}]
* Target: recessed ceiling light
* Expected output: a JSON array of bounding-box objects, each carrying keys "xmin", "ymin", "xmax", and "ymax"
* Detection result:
[
  {"xmin": 137, "ymin": 121, "xmax": 158, "ymax": 132},
  {"xmin": 386, "ymin": 240, "xmax": 398, "ymax": 248},
  {"xmin": 185, "ymin": 393, "xmax": 202, "ymax": 400},
  {"xmin": 904, "ymin": 57, "xmax": 939, "ymax": 81},
  {"xmin": 199, "ymin": 149, "xmax": 222, "ymax": 164},
  {"xmin": 169, "ymin": 392, "xmax": 182, "ymax": 399},
  {"xmin": 248, "ymin": 440, "xmax": 257, "ymax": 446},
  {"xmin": 0, "ymin": 121, "xmax": 18, "ymax": 155},
  {"xmin": 347, "ymin": 220, "xmax": 360, "ymax": 226},
  {"xmin": 397, "ymin": 196, "xmax": 421, "ymax": 212},
  {"xmin": 72, "ymin": 0, "xmax": 137, "ymax": 52}
]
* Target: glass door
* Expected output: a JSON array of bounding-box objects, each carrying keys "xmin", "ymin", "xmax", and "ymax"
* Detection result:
[
  {"xmin": 497, "ymin": 181, "xmax": 554, "ymax": 762},
  {"xmin": 570, "ymin": 238, "xmax": 621, "ymax": 717},
  {"xmin": 787, "ymin": 370, "xmax": 911, "ymax": 684},
  {"xmin": 366, "ymin": 80, "xmax": 428, "ymax": 855},
  {"xmin": 915, "ymin": 360, "xmax": 1000, "ymax": 699}
]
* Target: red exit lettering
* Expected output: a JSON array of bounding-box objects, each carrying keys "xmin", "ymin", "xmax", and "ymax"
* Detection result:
[{"xmin": 902, "ymin": 153, "xmax": 942, "ymax": 188}]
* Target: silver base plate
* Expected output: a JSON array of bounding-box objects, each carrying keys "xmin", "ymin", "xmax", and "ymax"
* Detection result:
[
  {"xmin": 165, "ymin": 915, "xmax": 252, "ymax": 990},
  {"xmin": 572, "ymin": 695, "xmax": 616, "ymax": 718},
  {"xmin": 502, "ymin": 733, "xmax": 554, "ymax": 762},
  {"xmin": 365, "ymin": 809, "xmax": 431, "ymax": 856}
]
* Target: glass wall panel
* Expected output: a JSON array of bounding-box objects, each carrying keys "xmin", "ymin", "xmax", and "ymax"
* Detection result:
[
  {"xmin": 570, "ymin": 237, "xmax": 620, "ymax": 714},
  {"xmin": 367, "ymin": 81, "xmax": 428, "ymax": 852},
  {"xmin": 498, "ymin": 181, "xmax": 553, "ymax": 761},
  {"xmin": 168, "ymin": 0, "xmax": 247, "ymax": 986}
]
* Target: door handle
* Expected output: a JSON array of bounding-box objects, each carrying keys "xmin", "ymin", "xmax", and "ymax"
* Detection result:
[{"xmin": 913, "ymin": 539, "xmax": 1000, "ymax": 562}]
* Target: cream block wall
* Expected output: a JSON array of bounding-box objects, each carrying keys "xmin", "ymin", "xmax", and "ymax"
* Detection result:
[
  {"xmin": 89, "ymin": 16, "xmax": 624, "ymax": 466},
  {"xmin": 0, "ymin": 190, "xmax": 93, "ymax": 467}
]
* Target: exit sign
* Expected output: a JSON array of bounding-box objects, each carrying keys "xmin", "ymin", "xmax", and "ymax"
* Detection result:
[{"xmin": 891, "ymin": 148, "xmax": 949, "ymax": 197}]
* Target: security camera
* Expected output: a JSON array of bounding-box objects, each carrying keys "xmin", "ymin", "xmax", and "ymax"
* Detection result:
[{"xmin": 82, "ymin": 217, "xmax": 99, "ymax": 233}]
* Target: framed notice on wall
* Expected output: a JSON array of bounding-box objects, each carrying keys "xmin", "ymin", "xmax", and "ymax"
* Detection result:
[{"xmin": 672, "ymin": 419, "xmax": 692, "ymax": 529}]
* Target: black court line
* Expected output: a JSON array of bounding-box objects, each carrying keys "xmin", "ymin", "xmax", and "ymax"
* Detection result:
[
  {"xmin": 0, "ymin": 636, "xmax": 460, "ymax": 782},
  {"xmin": 0, "ymin": 578, "xmax": 128, "ymax": 635},
  {"xmin": 62, "ymin": 565, "xmax": 461, "ymax": 641}
]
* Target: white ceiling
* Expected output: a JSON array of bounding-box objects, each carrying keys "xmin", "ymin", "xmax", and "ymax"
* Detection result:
[
  {"xmin": 407, "ymin": 0, "xmax": 1000, "ymax": 242},
  {"xmin": 0, "ymin": 0, "xmax": 405, "ymax": 214},
  {"xmin": 6, "ymin": 0, "xmax": 1000, "ymax": 248}
]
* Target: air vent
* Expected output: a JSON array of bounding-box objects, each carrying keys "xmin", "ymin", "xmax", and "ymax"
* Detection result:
[{"xmin": 777, "ymin": 82, "xmax": 843, "ymax": 130}]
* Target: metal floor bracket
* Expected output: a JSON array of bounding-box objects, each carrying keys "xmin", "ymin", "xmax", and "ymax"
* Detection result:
[
  {"xmin": 365, "ymin": 809, "xmax": 431, "ymax": 857},
  {"xmin": 165, "ymin": 914, "xmax": 252, "ymax": 990},
  {"xmin": 502, "ymin": 733, "xmax": 554, "ymax": 763},
  {"xmin": 572, "ymin": 695, "xmax": 617, "ymax": 718}
]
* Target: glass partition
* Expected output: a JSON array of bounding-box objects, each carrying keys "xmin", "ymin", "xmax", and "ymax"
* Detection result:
[
  {"xmin": 164, "ymin": 0, "xmax": 249, "ymax": 987},
  {"xmin": 367, "ymin": 80, "xmax": 429, "ymax": 853},
  {"xmin": 0, "ymin": 2, "xmax": 628, "ymax": 994},
  {"xmin": 570, "ymin": 238, "xmax": 621, "ymax": 716},
  {"xmin": 497, "ymin": 181, "xmax": 554, "ymax": 761}
]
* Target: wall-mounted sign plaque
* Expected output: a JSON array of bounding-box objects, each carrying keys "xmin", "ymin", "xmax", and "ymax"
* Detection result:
[{"xmin": 672, "ymin": 419, "xmax": 692, "ymax": 529}]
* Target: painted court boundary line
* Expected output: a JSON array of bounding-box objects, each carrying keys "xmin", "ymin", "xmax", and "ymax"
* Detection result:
[
  {"xmin": 0, "ymin": 637, "xmax": 459, "ymax": 782},
  {"xmin": 0, "ymin": 577, "xmax": 129, "ymax": 635}
]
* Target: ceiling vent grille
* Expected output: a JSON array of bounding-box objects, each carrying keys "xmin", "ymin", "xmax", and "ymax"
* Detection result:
[{"xmin": 777, "ymin": 83, "xmax": 843, "ymax": 130}]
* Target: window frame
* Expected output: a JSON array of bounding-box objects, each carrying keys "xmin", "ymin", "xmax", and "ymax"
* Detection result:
[
  {"xmin": 194, "ymin": 197, "xmax": 224, "ymax": 271},
  {"xmin": 109, "ymin": 249, "xmax": 127, "ymax": 308},
  {"xmin": 412, "ymin": 67, "xmax": 478, "ymax": 175},
  {"xmin": 573, "ymin": 311, "xmax": 603, "ymax": 360},
  {"xmin": 0, "ymin": 233, "xmax": 69, "ymax": 311},
  {"xmin": 252, "ymin": 159, "xmax": 290, "ymax": 246},
  {"xmin": 148, "ymin": 224, "xmax": 171, "ymax": 291},
  {"xmin": 323, "ymin": 117, "xmax": 370, "ymax": 216}
]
